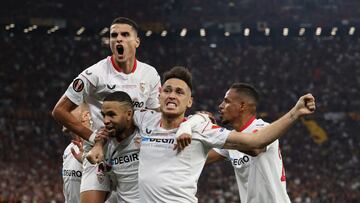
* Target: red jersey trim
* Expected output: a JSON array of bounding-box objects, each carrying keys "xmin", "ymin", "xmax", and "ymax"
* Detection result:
[
  {"xmin": 239, "ymin": 115, "xmax": 256, "ymax": 132},
  {"xmin": 160, "ymin": 117, "xmax": 187, "ymax": 128},
  {"xmin": 110, "ymin": 56, "xmax": 137, "ymax": 73}
]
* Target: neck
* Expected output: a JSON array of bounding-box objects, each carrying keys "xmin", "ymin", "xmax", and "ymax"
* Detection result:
[
  {"xmin": 116, "ymin": 124, "xmax": 136, "ymax": 142},
  {"xmin": 114, "ymin": 56, "xmax": 135, "ymax": 74},
  {"xmin": 232, "ymin": 113, "xmax": 256, "ymax": 132},
  {"xmin": 161, "ymin": 114, "xmax": 185, "ymax": 130}
]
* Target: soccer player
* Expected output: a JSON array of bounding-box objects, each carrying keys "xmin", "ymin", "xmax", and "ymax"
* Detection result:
[
  {"xmin": 87, "ymin": 91, "xmax": 141, "ymax": 202},
  {"xmin": 52, "ymin": 17, "xmax": 161, "ymax": 203},
  {"xmin": 206, "ymin": 83, "xmax": 291, "ymax": 203},
  {"xmin": 90, "ymin": 66, "xmax": 316, "ymax": 202},
  {"xmin": 62, "ymin": 103, "xmax": 91, "ymax": 203}
]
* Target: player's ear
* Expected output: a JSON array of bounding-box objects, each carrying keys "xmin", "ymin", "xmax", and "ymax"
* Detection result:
[
  {"xmin": 126, "ymin": 108, "xmax": 133, "ymax": 121},
  {"xmin": 187, "ymin": 96, "xmax": 193, "ymax": 108},
  {"xmin": 158, "ymin": 87, "xmax": 162, "ymax": 99},
  {"xmin": 135, "ymin": 36, "xmax": 140, "ymax": 48}
]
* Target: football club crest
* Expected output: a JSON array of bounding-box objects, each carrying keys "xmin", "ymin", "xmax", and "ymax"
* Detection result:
[
  {"xmin": 139, "ymin": 82, "xmax": 146, "ymax": 93},
  {"xmin": 97, "ymin": 171, "xmax": 105, "ymax": 183}
]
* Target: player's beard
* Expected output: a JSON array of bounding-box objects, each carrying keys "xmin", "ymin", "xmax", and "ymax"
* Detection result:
[{"xmin": 114, "ymin": 125, "xmax": 127, "ymax": 141}]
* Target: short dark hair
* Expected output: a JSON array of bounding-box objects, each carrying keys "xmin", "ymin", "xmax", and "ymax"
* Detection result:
[
  {"xmin": 111, "ymin": 17, "xmax": 139, "ymax": 34},
  {"xmin": 230, "ymin": 83, "xmax": 260, "ymax": 104},
  {"xmin": 162, "ymin": 66, "xmax": 193, "ymax": 91},
  {"xmin": 103, "ymin": 91, "xmax": 134, "ymax": 110}
]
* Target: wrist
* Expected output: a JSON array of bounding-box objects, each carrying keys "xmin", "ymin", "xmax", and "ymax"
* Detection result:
[
  {"xmin": 289, "ymin": 108, "xmax": 299, "ymax": 121},
  {"xmin": 176, "ymin": 123, "xmax": 192, "ymax": 138},
  {"xmin": 88, "ymin": 130, "xmax": 97, "ymax": 144}
]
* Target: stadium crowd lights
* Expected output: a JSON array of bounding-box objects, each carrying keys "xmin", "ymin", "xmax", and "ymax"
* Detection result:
[
  {"xmin": 47, "ymin": 25, "xmax": 59, "ymax": 34},
  {"xmin": 244, "ymin": 28, "xmax": 250, "ymax": 36},
  {"xmin": 145, "ymin": 30, "xmax": 152, "ymax": 37},
  {"xmin": 283, "ymin": 28, "xmax": 289, "ymax": 36},
  {"xmin": 331, "ymin": 27, "xmax": 338, "ymax": 36},
  {"xmin": 76, "ymin": 27, "xmax": 85, "ymax": 35},
  {"xmin": 161, "ymin": 30, "xmax": 167, "ymax": 37},
  {"xmin": 299, "ymin": 27, "xmax": 305, "ymax": 36},
  {"xmin": 349, "ymin": 26, "xmax": 355, "ymax": 35},
  {"xmin": 99, "ymin": 27, "xmax": 109, "ymax": 35},
  {"xmin": 200, "ymin": 28, "xmax": 206, "ymax": 37},
  {"xmin": 23, "ymin": 25, "xmax": 38, "ymax": 33},
  {"xmin": 180, "ymin": 28, "xmax": 187, "ymax": 37},
  {"xmin": 5, "ymin": 23, "xmax": 15, "ymax": 30},
  {"xmin": 265, "ymin": 28, "xmax": 270, "ymax": 36},
  {"xmin": 6, "ymin": 24, "xmax": 359, "ymax": 37}
]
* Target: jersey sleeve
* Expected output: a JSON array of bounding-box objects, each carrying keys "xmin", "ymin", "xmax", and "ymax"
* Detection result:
[
  {"xmin": 64, "ymin": 67, "xmax": 98, "ymax": 105},
  {"xmin": 145, "ymin": 71, "xmax": 161, "ymax": 109},
  {"xmin": 213, "ymin": 148, "xmax": 230, "ymax": 159},
  {"xmin": 192, "ymin": 121, "xmax": 231, "ymax": 148},
  {"xmin": 133, "ymin": 110, "xmax": 157, "ymax": 127}
]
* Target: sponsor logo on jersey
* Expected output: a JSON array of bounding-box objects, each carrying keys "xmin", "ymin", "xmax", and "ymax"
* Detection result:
[
  {"xmin": 110, "ymin": 152, "xmax": 139, "ymax": 165},
  {"xmin": 85, "ymin": 70, "xmax": 92, "ymax": 75},
  {"xmin": 145, "ymin": 128, "xmax": 152, "ymax": 134},
  {"xmin": 142, "ymin": 137, "xmax": 175, "ymax": 144},
  {"xmin": 107, "ymin": 84, "xmax": 116, "ymax": 90},
  {"xmin": 231, "ymin": 155, "xmax": 250, "ymax": 166},
  {"xmin": 72, "ymin": 79, "xmax": 84, "ymax": 92},
  {"xmin": 62, "ymin": 169, "xmax": 82, "ymax": 177},
  {"xmin": 133, "ymin": 101, "xmax": 144, "ymax": 108}
]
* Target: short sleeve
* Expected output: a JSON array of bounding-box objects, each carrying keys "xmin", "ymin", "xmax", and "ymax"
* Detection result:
[{"xmin": 192, "ymin": 122, "xmax": 231, "ymax": 148}]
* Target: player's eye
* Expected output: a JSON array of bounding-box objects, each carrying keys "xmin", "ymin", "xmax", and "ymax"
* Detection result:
[
  {"xmin": 122, "ymin": 32, "xmax": 130, "ymax": 37},
  {"xmin": 163, "ymin": 88, "xmax": 171, "ymax": 93},
  {"xmin": 110, "ymin": 33, "xmax": 118, "ymax": 38}
]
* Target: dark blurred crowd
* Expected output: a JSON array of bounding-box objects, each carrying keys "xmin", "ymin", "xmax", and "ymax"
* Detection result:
[
  {"xmin": 0, "ymin": 31, "xmax": 359, "ymax": 202},
  {"xmin": 2, "ymin": 0, "xmax": 360, "ymax": 29}
]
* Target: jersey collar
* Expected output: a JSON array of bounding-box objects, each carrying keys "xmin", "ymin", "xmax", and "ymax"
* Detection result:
[
  {"xmin": 110, "ymin": 56, "xmax": 137, "ymax": 73},
  {"xmin": 239, "ymin": 115, "xmax": 256, "ymax": 132},
  {"xmin": 160, "ymin": 117, "xmax": 187, "ymax": 128}
]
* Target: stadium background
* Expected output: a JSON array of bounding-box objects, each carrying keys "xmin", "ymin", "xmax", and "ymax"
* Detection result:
[{"xmin": 1, "ymin": 0, "xmax": 359, "ymax": 202}]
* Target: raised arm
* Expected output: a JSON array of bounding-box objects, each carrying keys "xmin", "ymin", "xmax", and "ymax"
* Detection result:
[
  {"xmin": 223, "ymin": 93, "xmax": 315, "ymax": 151},
  {"xmin": 52, "ymin": 95, "xmax": 93, "ymax": 141}
]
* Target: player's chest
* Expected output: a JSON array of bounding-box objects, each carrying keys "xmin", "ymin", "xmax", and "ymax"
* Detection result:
[
  {"xmin": 229, "ymin": 150, "xmax": 252, "ymax": 169},
  {"xmin": 94, "ymin": 76, "xmax": 150, "ymax": 104},
  {"xmin": 140, "ymin": 128, "xmax": 178, "ymax": 156}
]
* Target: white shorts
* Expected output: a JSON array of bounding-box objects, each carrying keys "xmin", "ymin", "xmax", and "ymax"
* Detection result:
[{"xmin": 80, "ymin": 158, "xmax": 111, "ymax": 193}]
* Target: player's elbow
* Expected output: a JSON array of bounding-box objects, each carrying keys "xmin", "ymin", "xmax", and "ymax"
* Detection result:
[{"xmin": 51, "ymin": 105, "xmax": 62, "ymax": 121}]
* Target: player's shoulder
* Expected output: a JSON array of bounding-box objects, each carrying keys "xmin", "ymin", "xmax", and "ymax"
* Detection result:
[
  {"xmin": 81, "ymin": 57, "xmax": 110, "ymax": 76},
  {"xmin": 136, "ymin": 60, "xmax": 159, "ymax": 77},
  {"xmin": 253, "ymin": 118, "xmax": 269, "ymax": 127},
  {"xmin": 134, "ymin": 109, "xmax": 160, "ymax": 126},
  {"xmin": 194, "ymin": 121, "xmax": 227, "ymax": 134},
  {"xmin": 63, "ymin": 143, "xmax": 75, "ymax": 158}
]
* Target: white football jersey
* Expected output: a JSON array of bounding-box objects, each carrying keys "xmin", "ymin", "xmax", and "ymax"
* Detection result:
[
  {"xmin": 214, "ymin": 117, "xmax": 291, "ymax": 203},
  {"xmin": 134, "ymin": 110, "xmax": 230, "ymax": 203},
  {"xmin": 65, "ymin": 56, "xmax": 161, "ymax": 136},
  {"xmin": 62, "ymin": 143, "xmax": 83, "ymax": 203},
  {"xmin": 104, "ymin": 129, "xmax": 141, "ymax": 202}
]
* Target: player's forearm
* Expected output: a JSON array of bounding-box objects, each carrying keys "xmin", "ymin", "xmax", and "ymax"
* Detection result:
[
  {"xmin": 225, "ymin": 107, "xmax": 298, "ymax": 150},
  {"xmin": 52, "ymin": 95, "xmax": 93, "ymax": 140},
  {"xmin": 53, "ymin": 109, "xmax": 92, "ymax": 140}
]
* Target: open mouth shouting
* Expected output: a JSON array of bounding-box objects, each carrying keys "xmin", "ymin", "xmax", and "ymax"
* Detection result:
[
  {"xmin": 166, "ymin": 101, "xmax": 177, "ymax": 109},
  {"xmin": 116, "ymin": 44, "xmax": 124, "ymax": 57}
]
